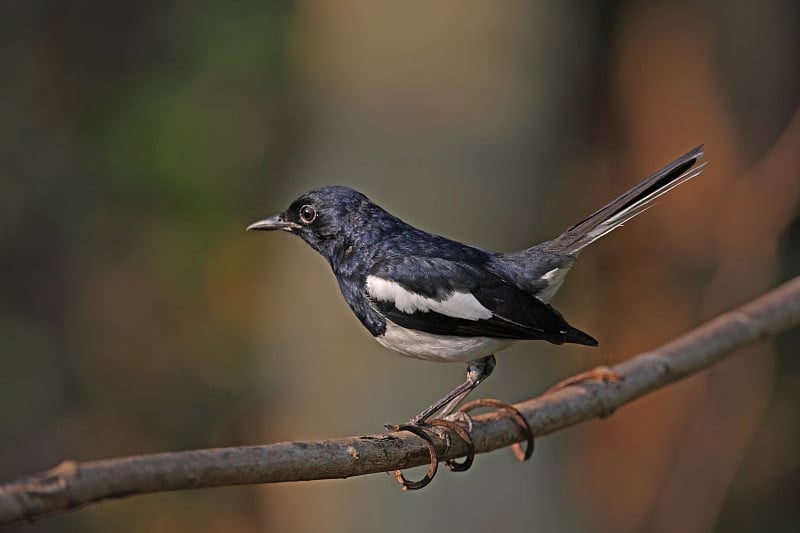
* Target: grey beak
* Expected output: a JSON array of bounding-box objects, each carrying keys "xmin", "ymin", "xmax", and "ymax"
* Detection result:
[{"xmin": 246, "ymin": 215, "xmax": 301, "ymax": 232}]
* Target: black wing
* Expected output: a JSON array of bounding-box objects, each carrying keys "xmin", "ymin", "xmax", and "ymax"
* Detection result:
[{"xmin": 367, "ymin": 257, "xmax": 597, "ymax": 346}]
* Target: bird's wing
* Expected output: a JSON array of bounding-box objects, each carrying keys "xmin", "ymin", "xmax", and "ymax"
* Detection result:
[{"xmin": 366, "ymin": 257, "xmax": 597, "ymax": 346}]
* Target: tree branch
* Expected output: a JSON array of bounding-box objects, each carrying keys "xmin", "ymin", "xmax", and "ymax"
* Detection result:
[{"xmin": 2, "ymin": 276, "xmax": 799, "ymax": 526}]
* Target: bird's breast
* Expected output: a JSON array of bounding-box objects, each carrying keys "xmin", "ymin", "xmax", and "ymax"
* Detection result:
[{"xmin": 374, "ymin": 320, "xmax": 514, "ymax": 362}]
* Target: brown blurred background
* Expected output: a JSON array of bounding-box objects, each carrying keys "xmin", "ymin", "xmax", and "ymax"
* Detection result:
[{"xmin": 1, "ymin": 1, "xmax": 799, "ymax": 532}]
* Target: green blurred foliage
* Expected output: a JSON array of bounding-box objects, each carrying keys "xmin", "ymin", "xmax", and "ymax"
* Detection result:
[{"xmin": 0, "ymin": 0, "xmax": 295, "ymax": 478}]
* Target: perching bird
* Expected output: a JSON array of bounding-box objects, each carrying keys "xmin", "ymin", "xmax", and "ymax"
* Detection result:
[{"xmin": 248, "ymin": 146, "xmax": 705, "ymax": 425}]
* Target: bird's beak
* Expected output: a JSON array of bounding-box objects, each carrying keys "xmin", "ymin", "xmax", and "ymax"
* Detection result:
[{"xmin": 246, "ymin": 215, "xmax": 301, "ymax": 232}]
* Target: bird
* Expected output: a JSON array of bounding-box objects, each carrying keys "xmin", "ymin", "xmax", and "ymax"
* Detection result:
[{"xmin": 247, "ymin": 146, "xmax": 705, "ymax": 426}]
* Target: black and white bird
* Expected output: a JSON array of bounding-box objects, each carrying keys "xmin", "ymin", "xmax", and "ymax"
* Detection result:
[{"xmin": 248, "ymin": 146, "xmax": 705, "ymax": 425}]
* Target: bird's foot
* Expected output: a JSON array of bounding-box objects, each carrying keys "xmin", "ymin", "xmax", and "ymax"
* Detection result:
[
  {"xmin": 437, "ymin": 410, "xmax": 475, "ymax": 432},
  {"xmin": 387, "ymin": 398, "xmax": 534, "ymax": 490},
  {"xmin": 428, "ymin": 417, "xmax": 475, "ymax": 472},
  {"xmin": 387, "ymin": 423, "xmax": 441, "ymax": 491},
  {"xmin": 387, "ymin": 417, "xmax": 475, "ymax": 490},
  {"xmin": 547, "ymin": 365, "xmax": 623, "ymax": 393},
  {"xmin": 455, "ymin": 398, "xmax": 534, "ymax": 462}
]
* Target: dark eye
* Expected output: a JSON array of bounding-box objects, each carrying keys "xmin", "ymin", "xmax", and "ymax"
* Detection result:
[{"xmin": 299, "ymin": 205, "xmax": 317, "ymax": 223}]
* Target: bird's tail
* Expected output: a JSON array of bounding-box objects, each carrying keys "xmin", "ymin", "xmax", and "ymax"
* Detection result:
[{"xmin": 544, "ymin": 146, "xmax": 706, "ymax": 256}]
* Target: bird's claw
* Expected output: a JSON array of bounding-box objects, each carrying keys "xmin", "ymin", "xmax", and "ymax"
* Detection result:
[
  {"xmin": 438, "ymin": 410, "xmax": 475, "ymax": 432},
  {"xmin": 428, "ymin": 418, "xmax": 475, "ymax": 472},
  {"xmin": 456, "ymin": 398, "xmax": 534, "ymax": 462},
  {"xmin": 388, "ymin": 423, "xmax": 440, "ymax": 491},
  {"xmin": 388, "ymin": 398, "xmax": 534, "ymax": 489},
  {"xmin": 388, "ymin": 416, "xmax": 476, "ymax": 490}
]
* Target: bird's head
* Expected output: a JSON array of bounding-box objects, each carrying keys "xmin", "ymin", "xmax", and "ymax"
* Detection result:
[{"xmin": 247, "ymin": 185, "xmax": 377, "ymax": 262}]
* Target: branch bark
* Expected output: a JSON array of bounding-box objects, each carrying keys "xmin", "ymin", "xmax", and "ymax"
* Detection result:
[{"xmin": 2, "ymin": 276, "xmax": 799, "ymax": 526}]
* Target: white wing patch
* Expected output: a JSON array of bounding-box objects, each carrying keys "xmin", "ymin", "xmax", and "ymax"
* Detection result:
[
  {"xmin": 537, "ymin": 267, "xmax": 569, "ymax": 303},
  {"xmin": 366, "ymin": 275, "xmax": 492, "ymax": 321},
  {"xmin": 541, "ymin": 268, "xmax": 560, "ymax": 281}
]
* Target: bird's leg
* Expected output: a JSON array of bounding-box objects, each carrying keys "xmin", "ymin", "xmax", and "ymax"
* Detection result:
[
  {"xmin": 389, "ymin": 357, "xmax": 494, "ymax": 490},
  {"xmin": 409, "ymin": 355, "xmax": 496, "ymax": 425}
]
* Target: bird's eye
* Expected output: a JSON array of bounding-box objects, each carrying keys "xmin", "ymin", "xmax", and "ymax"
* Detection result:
[{"xmin": 299, "ymin": 205, "xmax": 317, "ymax": 224}]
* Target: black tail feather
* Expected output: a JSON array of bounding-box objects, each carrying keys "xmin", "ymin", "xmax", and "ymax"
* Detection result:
[{"xmin": 545, "ymin": 146, "xmax": 705, "ymax": 255}]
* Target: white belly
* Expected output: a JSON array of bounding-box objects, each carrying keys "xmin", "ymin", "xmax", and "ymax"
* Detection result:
[{"xmin": 375, "ymin": 320, "xmax": 515, "ymax": 363}]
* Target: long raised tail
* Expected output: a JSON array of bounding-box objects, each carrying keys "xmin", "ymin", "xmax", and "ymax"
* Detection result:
[{"xmin": 544, "ymin": 145, "xmax": 706, "ymax": 256}]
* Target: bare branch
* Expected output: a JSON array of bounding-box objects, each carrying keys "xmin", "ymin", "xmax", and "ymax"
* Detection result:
[{"xmin": 2, "ymin": 276, "xmax": 799, "ymax": 527}]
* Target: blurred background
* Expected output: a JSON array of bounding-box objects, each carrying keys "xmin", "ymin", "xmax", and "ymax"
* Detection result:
[{"xmin": 1, "ymin": 1, "xmax": 799, "ymax": 532}]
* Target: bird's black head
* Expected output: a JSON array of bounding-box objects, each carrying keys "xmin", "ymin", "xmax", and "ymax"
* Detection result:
[{"xmin": 247, "ymin": 185, "xmax": 379, "ymax": 263}]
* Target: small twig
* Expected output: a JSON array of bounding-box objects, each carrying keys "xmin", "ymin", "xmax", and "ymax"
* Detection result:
[{"xmin": 1, "ymin": 276, "xmax": 799, "ymax": 527}]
